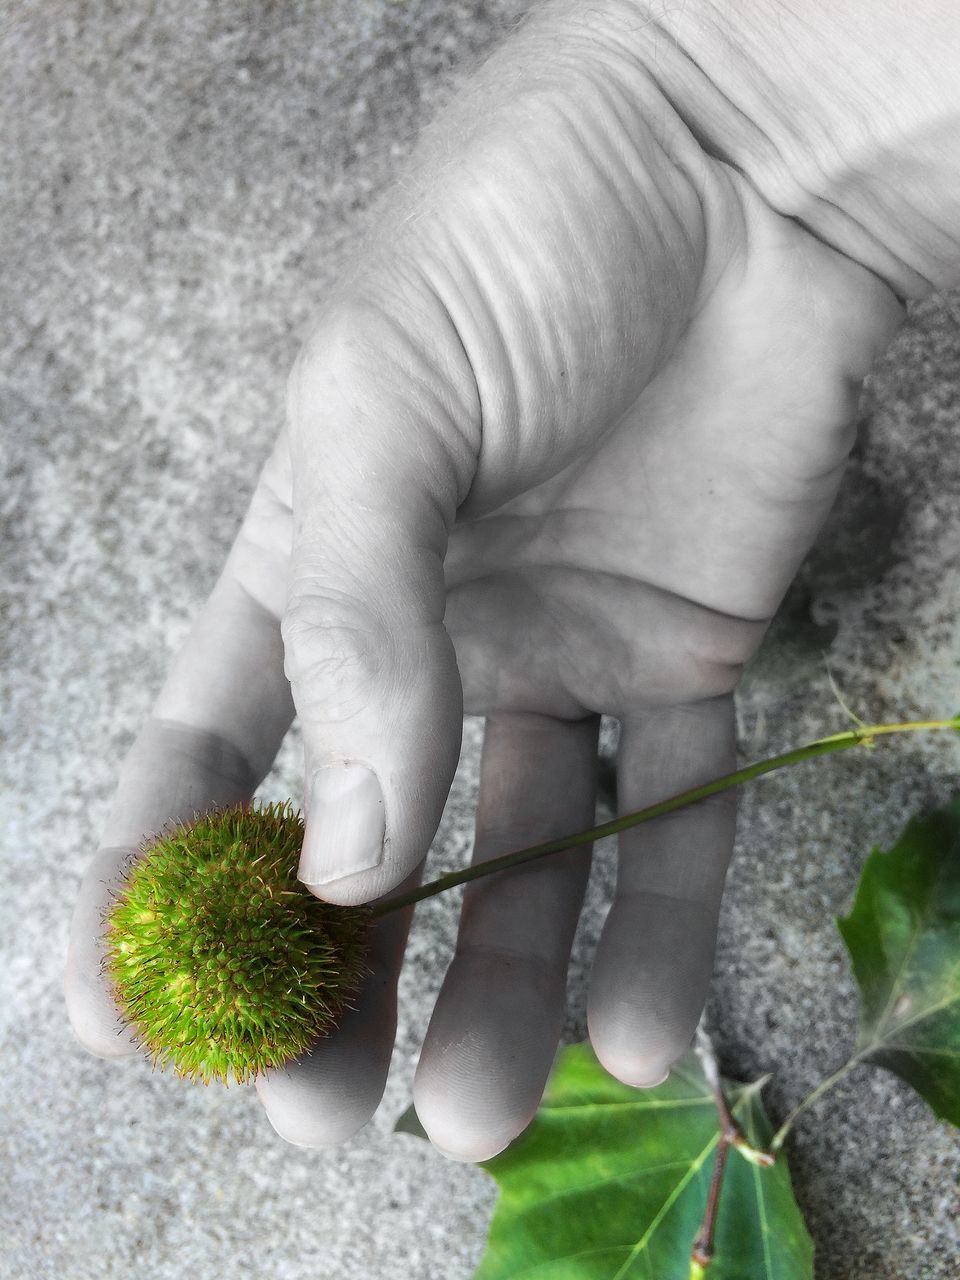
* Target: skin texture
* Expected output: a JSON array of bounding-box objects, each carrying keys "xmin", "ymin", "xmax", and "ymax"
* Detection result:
[{"xmin": 65, "ymin": 0, "xmax": 958, "ymax": 1160}]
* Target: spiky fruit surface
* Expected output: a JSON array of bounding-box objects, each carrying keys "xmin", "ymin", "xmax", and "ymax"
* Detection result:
[{"xmin": 103, "ymin": 801, "xmax": 371, "ymax": 1086}]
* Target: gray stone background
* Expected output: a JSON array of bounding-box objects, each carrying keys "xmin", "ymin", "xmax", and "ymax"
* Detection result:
[{"xmin": 2, "ymin": 2, "xmax": 959, "ymax": 1277}]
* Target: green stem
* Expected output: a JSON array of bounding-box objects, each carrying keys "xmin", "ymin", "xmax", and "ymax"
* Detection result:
[
  {"xmin": 371, "ymin": 716, "xmax": 958, "ymax": 919},
  {"xmin": 769, "ymin": 1053, "xmax": 865, "ymax": 1152}
]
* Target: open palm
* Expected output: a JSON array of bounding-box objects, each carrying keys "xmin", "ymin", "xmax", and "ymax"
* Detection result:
[{"xmin": 66, "ymin": 9, "xmax": 904, "ymax": 1160}]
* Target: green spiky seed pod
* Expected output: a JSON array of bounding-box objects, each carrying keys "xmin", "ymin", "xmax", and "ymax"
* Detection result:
[{"xmin": 103, "ymin": 800, "xmax": 371, "ymax": 1086}]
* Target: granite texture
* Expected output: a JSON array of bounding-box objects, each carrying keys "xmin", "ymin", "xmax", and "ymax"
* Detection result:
[{"xmin": 1, "ymin": 3, "xmax": 959, "ymax": 1278}]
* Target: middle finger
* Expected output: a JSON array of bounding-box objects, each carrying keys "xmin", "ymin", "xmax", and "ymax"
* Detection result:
[{"xmin": 414, "ymin": 710, "xmax": 600, "ymax": 1161}]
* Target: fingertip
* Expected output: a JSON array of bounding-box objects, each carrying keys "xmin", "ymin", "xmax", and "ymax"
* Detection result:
[
  {"xmin": 63, "ymin": 975, "xmax": 140, "ymax": 1062},
  {"xmin": 413, "ymin": 952, "xmax": 566, "ymax": 1167},
  {"xmin": 633, "ymin": 1068, "xmax": 670, "ymax": 1089},
  {"xmin": 298, "ymin": 867, "xmax": 394, "ymax": 907},
  {"xmin": 258, "ymin": 1081, "xmax": 375, "ymax": 1149},
  {"xmin": 413, "ymin": 1052, "xmax": 527, "ymax": 1160},
  {"xmin": 298, "ymin": 877, "xmax": 363, "ymax": 907},
  {"xmin": 253, "ymin": 958, "xmax": 400, "ymax": 1149},
  {"xmin": 256, "ymin": 1060, "xmax": 382, "ymax": 1149},
  {"xmin": 589, "ymin": 1036, "xmax": 673, "ymax": 1090},
  {"xmin": 429, "ymin": 1133, "xmax": 514, "ymax": 1164},
  {"xmin": 587, "ymin": 999, "xmax": 693, "ymax": 1091},
  {"xmin": 587, "ymin": 892, "xmax": 718, "ymax": 1094},
  {"xmin": 414, "ymin": 1090, "xmax": 522, "ymax": 1165},
  {"xmin": 64, "ymin": 848, "xmax": 143, "ymax": 1063}
]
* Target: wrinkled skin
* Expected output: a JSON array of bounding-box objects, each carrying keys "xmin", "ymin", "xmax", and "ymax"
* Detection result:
[{"xmin": 67, "ymin": 0, "xmax": 954, "ymax": 1161}]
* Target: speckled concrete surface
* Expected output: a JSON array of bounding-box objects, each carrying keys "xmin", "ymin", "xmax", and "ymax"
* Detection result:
[{"xmin": 2, "ymin": 3, "xmax": 959, "ymax": 1278}]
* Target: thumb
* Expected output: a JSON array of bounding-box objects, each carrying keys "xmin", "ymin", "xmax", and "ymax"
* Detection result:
[{"xmin": 283, "ymin": 300, "xmax": 478, "ymax": 905}]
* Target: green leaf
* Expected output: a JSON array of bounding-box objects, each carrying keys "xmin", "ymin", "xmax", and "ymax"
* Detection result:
[
  {"xmin": 837, "ymin": 798, "xmax": 960, "ymax": 1125},
  {"xmin": 475, "ymin": 1043, "xmax": 812, "ymax": 1279}
]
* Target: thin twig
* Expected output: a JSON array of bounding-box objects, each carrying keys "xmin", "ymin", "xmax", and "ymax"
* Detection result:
[
  {"xmin": 694, "ymin": 1024, "xmax": 739, "ymax": 1142},
  {"xmin": 690, "ymin": 1026, "xmax": 736, "ymax": 1272},
  {"xmin": 691, "ymin": 1138, "xmax": 730, "ymax": 1271}
]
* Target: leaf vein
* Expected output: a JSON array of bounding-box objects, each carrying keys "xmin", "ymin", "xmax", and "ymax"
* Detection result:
[{"xmin": 608, "ymin": 1133, "xmax": 719, "ymax": 1280}]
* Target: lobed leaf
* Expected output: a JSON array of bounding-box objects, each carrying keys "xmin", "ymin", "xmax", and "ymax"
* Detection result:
[{"xmin": 475, "ymin": 1043, "xmax": 812, "ymax": 1279}]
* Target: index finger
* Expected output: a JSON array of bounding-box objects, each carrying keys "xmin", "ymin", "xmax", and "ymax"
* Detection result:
[
  {"xmin": 65, "ymin": 435, "xmax": 297, "ymax": 1057},
  {"xmin": 65, "ymin": 720, "xmax": 265, "ymax": 1057}
]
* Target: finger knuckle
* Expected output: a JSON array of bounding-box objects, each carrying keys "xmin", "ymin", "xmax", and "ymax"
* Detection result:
[
  {"xmin": 281, "ymin": 593, "xmax": 391, "ymax": 724},
  {"xmin": 286, "ymin": 298, "xmax": 398, "ymax": 426}
]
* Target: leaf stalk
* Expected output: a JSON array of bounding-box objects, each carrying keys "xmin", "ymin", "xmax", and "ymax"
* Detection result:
[
  {"xmin": 371, "ymin": 717, "xmax": 959, "ymax": 919},
  {"xmin": 689, "ymin": 1026, "xmax": 774, "ymax": 1273},
  {"xmin": 769, "ymin": 1053, "xmax": 866, "ymax": 1152}
]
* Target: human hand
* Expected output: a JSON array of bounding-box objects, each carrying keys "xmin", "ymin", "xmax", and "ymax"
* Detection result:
[{"xmin": 67, "ymin": 0, "xmax": 935, "ymax": 1160}]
